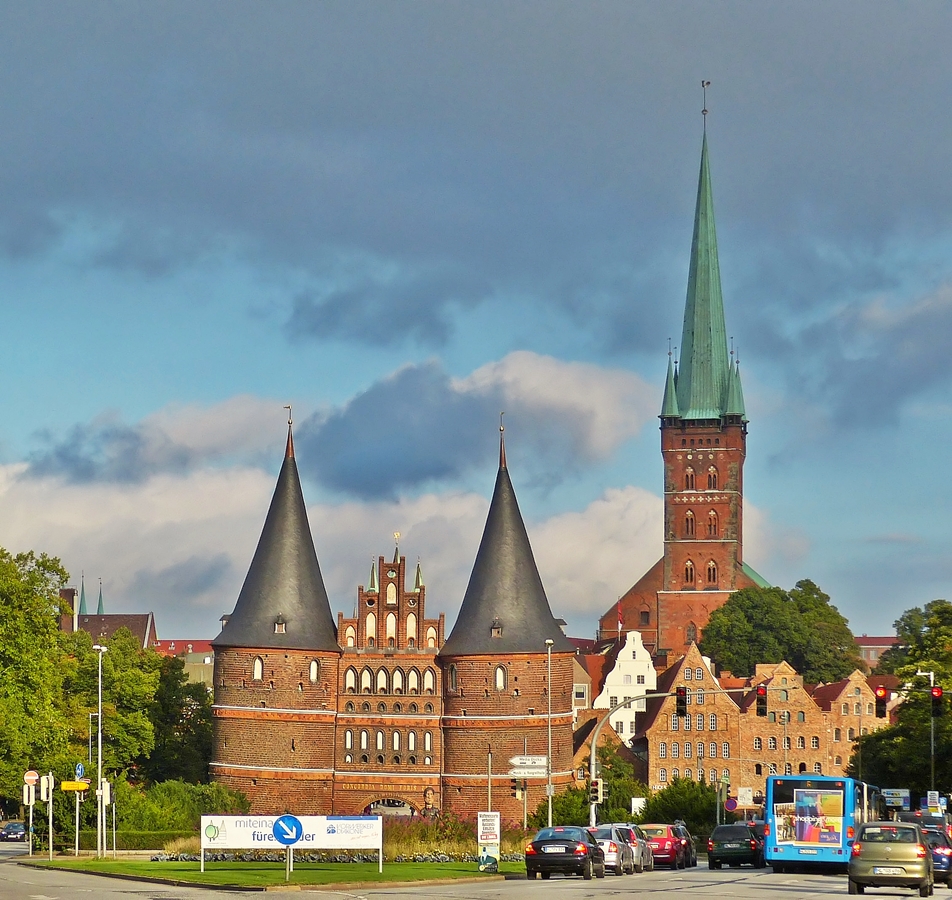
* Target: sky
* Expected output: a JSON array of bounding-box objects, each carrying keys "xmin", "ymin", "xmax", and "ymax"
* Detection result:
[{"xmin": 1, "ymin": 1, "xmax": 950, "ymax": 642}]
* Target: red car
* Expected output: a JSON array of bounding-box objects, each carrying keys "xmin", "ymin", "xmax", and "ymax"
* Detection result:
[{"xmin": 640, "ymin": 823, "xmax": 687, "ymax": 869}]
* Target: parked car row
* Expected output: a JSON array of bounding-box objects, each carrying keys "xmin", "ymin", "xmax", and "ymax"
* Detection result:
[{"xmin": 525, "ymin": 821, "xmax": 695, "ymax": 880}]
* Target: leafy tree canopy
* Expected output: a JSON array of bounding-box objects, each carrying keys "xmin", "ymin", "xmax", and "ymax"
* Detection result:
[
  {"xmin": 698, "ymin": 580, "xmax": 863, "ymax": 682},
  {"xmin": 636, "ymin": 777, "xmax": 727, "ymax": 837}
]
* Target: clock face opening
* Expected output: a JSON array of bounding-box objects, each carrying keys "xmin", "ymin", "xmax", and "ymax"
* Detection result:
[
  {"xmin": 408, "ymin": 597, "xmax": 417, "ymax": 607},
  {"xmin": 387, "ymin": 570, "xmax": 396, "ymax": 578}
]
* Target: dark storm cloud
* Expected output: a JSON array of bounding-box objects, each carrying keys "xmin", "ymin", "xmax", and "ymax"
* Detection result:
[
  {"xmin": 127, "ymin": 555, "xmax": 234, "ymax": 609},
  {"xmin": 27, "ymin": 418, "xmax": 195, "ymax": 483},
  {"xmin": 296, "ymin": 362, "xmax": 500, "ymax": 498}
]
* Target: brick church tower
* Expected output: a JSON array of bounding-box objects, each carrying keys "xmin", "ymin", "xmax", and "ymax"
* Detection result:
[
  {"xmin": 210, "ymin": 424, "xmax": 342, "ymax": 813},
  {"xmin": 599, "ymin": 128, "xmax": 769, "ymax": 655},
  {"xmin": 439, "ymin": 426, "xmax": 575, "ymax": 820}
]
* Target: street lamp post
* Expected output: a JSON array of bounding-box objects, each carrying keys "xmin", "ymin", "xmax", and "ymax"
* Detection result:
[
  {"xmin": 93, "ymin": 644, "xmax": 107, "ymax": 859},
  {"xmin": 545, "ymin": 639, "xmax": 554, "ymax": 828}
]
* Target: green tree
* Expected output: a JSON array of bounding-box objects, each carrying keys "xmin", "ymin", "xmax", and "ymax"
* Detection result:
[
  {"xmin": 136, "ymin": 655, "xmax": 213, "ymax": 784},
  {"xmin": 636, "ymin": 777, "xmax": 725, "ymax": 837},
  {"xmin": 699, "ymin": 580, "xmax": 863, "ymax": 682}
]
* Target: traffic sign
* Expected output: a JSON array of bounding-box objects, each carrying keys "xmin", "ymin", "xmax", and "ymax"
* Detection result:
[
  {"xmin": 273, "ymin": 814, "xmax": 303, "ymax": 846},
  {"xmin": 509, "ymin": 766, "xmax": 547, "ymax": 778},
  {"xmin": 509, "ymin": 755, "xmax": 547, "ymax": 767},
  {"xmin": 24, "ymin": 770, "xmax": 39, "ymax": 786},
  {"xmin": 724, "ymin": 797, "xmax": 738, "ymax": 812},
  {"xmin": 61, "ymin": 781, "xmax": 90, "ymax": 791},
  {"xmin": 75, "ymin": 762, "xmax": 85, "ymax": 779}
]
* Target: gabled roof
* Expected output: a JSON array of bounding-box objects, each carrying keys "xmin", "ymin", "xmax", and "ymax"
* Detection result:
[
  {"xmin": 676, "ymin": 131, "xmax": 732, "ymax": 421},
  {"xmin": 75, "ymin": 613, "xmax": 156, "ymax": 650},
  {"xmin": 440, "ymin": 430, "xmax": 573, "ymax": 657},
  {"xmin": 213, "ymin": 426, "xmax": 339, "ymax": 653}
]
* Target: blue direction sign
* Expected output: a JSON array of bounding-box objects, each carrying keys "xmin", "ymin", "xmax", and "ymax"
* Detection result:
[
  {"xmin": 75, "ymin": 762, "xmax": 85, "ymax": 779},
  {"xmin": 273, "ymin": 814, "xmax": 303, "ymax": 846}
]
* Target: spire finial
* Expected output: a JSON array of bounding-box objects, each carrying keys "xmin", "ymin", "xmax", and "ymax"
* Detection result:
[
  {"xmin": 284, "ymin": 405, "xmax": 294, "ymax": 458},
  {"xmin": 499, "ymin": 412, "xmax": 506, "ymax": 468},
  {"xmin": 701, "ymin": 79, "xmax": 711, "ymax": 128},
  {"xmin": 668, "ymin": 337, "xmax": 672, "ymax": 358}
]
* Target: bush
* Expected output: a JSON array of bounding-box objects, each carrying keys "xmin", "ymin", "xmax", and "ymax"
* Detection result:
[{"xmin": 77, "ymin": 830, "xmax": 195, "ymax": 851}]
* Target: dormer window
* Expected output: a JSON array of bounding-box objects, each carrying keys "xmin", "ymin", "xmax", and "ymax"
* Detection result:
[
  {"xmin": 491, "ymin": 618, "xmax": 503, "ymax": 638},
  {"xmin": 274, "ymin": 615, "xmax": 286, "ymax": 635}
]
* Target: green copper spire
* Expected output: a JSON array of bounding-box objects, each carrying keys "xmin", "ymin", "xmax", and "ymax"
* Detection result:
[
  {"xmin": 725, "ymin": 357, "xmax": 747, "ymax": 419},
  {"xmin": 78, "ymin": 575, "xmax": 87, "ymax": 616},
  {"xmin": 414, "ymin": 560, "xmax": 424, "ymax": 592},
  {"xmin": 368, "ymin": 559, "xmax": 378, "ymax": 593},
  {"xmin": 676, "ymin": 131, "xmax": 731, "ymax": 420},
  {"xmin": 97, "ymin": 581, "xmax": 104, "ymax": 615},
  {"xmin": 660, "ymin": 352, "xmax": 681, "ymax": 418}
]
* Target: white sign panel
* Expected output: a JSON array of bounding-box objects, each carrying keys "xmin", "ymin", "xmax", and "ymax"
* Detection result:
[
  {"xmin": 201, "ymin": 815, "xmax": 382, "ymax": 851},
  {"xmin": 737, "ymin": 787, "xmax": 754, "ymax": 806},
  {"xmin": 477, "ymin": 811, "xmax": 500, "ymax": 844},
  {"xmin": 510, "ymin": 755, "xmax": 547, "ymax": 767}
]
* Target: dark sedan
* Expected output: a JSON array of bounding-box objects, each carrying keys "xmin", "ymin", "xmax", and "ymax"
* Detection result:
[
  {"xmin": 707, "ymin": 823, "xmax": 764, "ymax": 869},
  {"xmin": 0, "ymin": 822, "xmax": 25, "ymax": 842},
  {"xmin": 525, "ymin": 826, "xmax": 606, "ymax": 880}
]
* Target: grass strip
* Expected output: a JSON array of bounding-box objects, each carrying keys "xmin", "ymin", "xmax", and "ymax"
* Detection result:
[{"xmin": 25, "ymin": 858, "xmax": 523, "ymax": 887}]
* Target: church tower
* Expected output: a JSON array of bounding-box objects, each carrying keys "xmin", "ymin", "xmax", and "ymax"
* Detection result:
[
  {"xmin": 600, "ymin": 126, "xmax": 768, "ymax": 654},
  {"xmin": 211, "ymin": 424, "xmax": 341, "ymax": 813},
  {"xmin": 439, "ymin": 426, "xmax": 575, "ymax": 819}
]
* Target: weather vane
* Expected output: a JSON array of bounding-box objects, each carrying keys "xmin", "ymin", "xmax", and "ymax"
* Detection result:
[
  {"xmin": 702, "ymin": 80, "xmax": 711, "ymax": 118},
  {"xmin": 499, "ymin": 411, "xmax": 505, "ymax": 434},
  {"xmin": 284, "ymin": 404, "xmax": 292, "ymax": 426}
]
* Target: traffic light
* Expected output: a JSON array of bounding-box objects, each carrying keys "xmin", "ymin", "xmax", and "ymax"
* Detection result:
[
  {"xmin": 874, "ymin": 686, "xmax": 888, "ymax": 718},
  {"xmin": 510, "ymin": 779, "xmax": 523, "ymax": 799},
  {"xmin": 589, "ymin": 779, "xmax": 603, "ymax": 804},
  {"xmin": 932, "ymin": 686, "xmax": 944, "ymax": 717},
  {"xmin": 675, "ymin": 686, "xmax": 687, "ymax": 717},
  {"xmin": 755, "ymin": 684, "xmax": 768, "ymax": 717}
]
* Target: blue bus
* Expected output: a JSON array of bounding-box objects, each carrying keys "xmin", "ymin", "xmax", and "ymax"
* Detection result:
[{"xmin": 764, "ymin": 775, "xmax": 881, "ymax": 872}]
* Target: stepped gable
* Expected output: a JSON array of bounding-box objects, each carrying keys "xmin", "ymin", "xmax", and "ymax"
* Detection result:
[
  {"xmin": 440, "ymin": 429, "xmax": 572, "ymax": 656},
  {"xmin": 213, "ymin": 425, "xmax": 339, "ymax": 652}
]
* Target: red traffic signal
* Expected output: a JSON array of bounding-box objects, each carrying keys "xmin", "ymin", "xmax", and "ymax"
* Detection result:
[
  {"xmin": 932, "ymin": 687, "xmax": 944, "ymax": 699},
  {"xmin": 932, "ymin": 686, "xmax": 944, "ymax": 717},
  {"xmin": 755, "ymin": 684, "xmax": 768, "ymax": 717},
  {"xmin": 874, "ymin": 685, "xmax": 888, "ymax": 718},
  {"xmin": 675, "ymin": 686, "xmax": 687, "ymax": 717}
]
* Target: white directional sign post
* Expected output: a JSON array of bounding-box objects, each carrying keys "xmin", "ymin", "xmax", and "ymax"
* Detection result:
[
  {"xmin": 22, "ymin": 771, "xmax": 38, "ymax": 857},
  {"xmin": 509, "ymin": 755, "xmax": 547, "ymax": 768}
]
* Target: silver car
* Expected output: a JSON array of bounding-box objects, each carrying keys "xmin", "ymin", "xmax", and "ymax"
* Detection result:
[
  {"xmin": 605, "ymin": 823, "xmax": 653, "ymax": 873},
  {"xmin": 590, "ymin": 825, "xmax": 636, "ymax": 875}
]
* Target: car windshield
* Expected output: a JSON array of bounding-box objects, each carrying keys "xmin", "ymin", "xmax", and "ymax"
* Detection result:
[
  {"xmin": 860, "ymin": 826, "xmax": 918, "ymax": 843},
  {"xmin": 925, "ymin": 832, "xmax": 951, "ymax": 848},
  {"xmin": 535, "ymin": 827, "xmax": 582, "ymax": 842},
  {"xmin": 641, "ymin": 826, "xmax": 669, "ymax": 837},
  {"xmin": 713, "ymin": 825, "xmax": 751, "ymax": 839},
  {"xmin": 592, "ymin": 828, "xmax": 614, "ymax": 840}
]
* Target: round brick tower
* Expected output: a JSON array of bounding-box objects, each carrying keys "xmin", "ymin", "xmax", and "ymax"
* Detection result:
[
  {"xmin": 211, "ymin": 423, "xmax": 342, "ymax": 813},
  {"xmin": 439, "ymin": 427, "xmax": 574, "ymax": 821}
]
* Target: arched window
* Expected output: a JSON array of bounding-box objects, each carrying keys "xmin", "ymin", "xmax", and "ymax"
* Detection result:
[
  {"xmin": 392, "ymin": 731, "xmax": 401, "ymax": 751},
  {"xmin": 423, "ymin": 668, "xmax": 435, "ymax": 694},
  {"xmin": 848, "ymin": 727, "xmax": 856, "ymax": 741},
  {"xmin": 386, "ymin": 613, "xmax": 397, "ymax": 643},
  {"xmin": 778, "ymin": 690, "xmax": 788, "ymax": 701},
  {"xmin": 685, "ymin": 511, "xmax": 696, "ymax": 537},
  {"xmin": 753, "ymin": 737, "xmax": 762, "ymax": 750},
  {"xmin": 707, "ymin": 467, "xmax": 718, "ymax": 490},
  {"xmin": 684, "ymin": 742, "xmax": 692, "ymax": 758},
  {"xmin": 659, "ymin": 742, "xmax": 667, "ymax": 758},
  {"xmin": 834, "ymin": 728, "xmax": 841, "ymax": 741},
  {"xmin": 797, "ymin": 711, "xmax": 805, "ymax": 722},
  {"xmin": 672, "ymin": 742, "xmax": 680, "ymax": 758},
  {"xmin": 854, "ymin": 702, "xmax": 861, "ymax": 715},
  {"xmin": 768, "ymin": 737, "xmax": 777, "ymax": 750},
  {"xmin": 685, "ymin": 622, "xmax": 698, "ymax": 644},
  {"xmin": 695, "ymin": 668, "xmax": 703, "ymax": 680},
  {"xmin": 377, "ymin": 669, "xmax": 389, "ymax": 694},
  {"xmin": 866, "ymin": 703, "xmax": 873, "ymax": 716},
  {"xmin": 660, "ymin": 768, "xmax": 668, "ymax": 783},
  {"xmin": 841, "ymin": 703, "xmax": 849, "ymax": 715},
  {"xmin": 755, "ymin": 763, "xmax": 762, "ymax": 776},
  {"xmin": 783, "ymin": 736, "xmax": 791, "ymax": 750},
  {"xmin": 707, "ymin": 561, "xmax": 717, "ymax": 584},
  {"xmin": 425, "ymin": 626, "xmax": 437, "ymax": 648},
  {"xmin": 722, "ymin": 742, "xmax": 729, "ymax": 758},
  {"xmin": 709, "ymin": 714, "xmax": 717, "ymax": 730},
  {"xmin": 814, "ymin": 762, "xmax": 823, "ymax": 773},
  {"xmin": 685, "ymin": 467, "xmax": 695, "ymax": 490},
  {"xmin": 365, "ymin": 612, "xmax": 376, "ymax": 647},
  {"xmin": 685, "ymin": 560, "xmax": 695, "ymax": 583},
  {"xmin": 695, "ymin": 714, "xmax": 704, "ymax": 731},
  {"xmin": 408, "ymin": 669, "xmax": 420, "ymax": 694},
  {"xmin": 709, "ymin": 742, "xmax": 717, "ymax": 758},
  {"xmin": 673, "ymin": 768, "xmax": 680, "ymax": 779},
  {"xmin": 406, "ymin": 613, "xmax": 417, "ymax": 644},
  {"xmin": 386, "ymin": 583, "xmax": 397, "ymax": 605},
  {"xmin": 344, "ymin": 730, "xmax": 353, "ymax": 749},
  {"xmin": 252, "ymin": 657, "xmax": 263, "ymax": 681},
  {"xmin": 345, "ymin": 625, "xmax": 356, "ymax": 647},
  {"xmin": 707, "ymin": 511, "xmax": 718, "ymax": 537},
  {"xmin": 309, "ymin": 659, "xmax": 320, "ymax": 683},
  {"xmin": 447, "ymin": 665, "xmax": 457, "ymax": 693},
  {"xmin": 424, "ymin": 731, "xmax": 432, "ymax": 752},
  {"xmin": 494, "ymin": 666, "xmax": 507, "ymax": 691},
  {"xmin": 360, "ymin": 730, "xmax": 369, "ymax": 750},
  {"xmin": 797, "ymin": 735, "xmax": 805, "ymax": 749},
  {"xmin": 684, "ymin": 768, "xmax": 692, "ymax": 780},
  {"xmin": 812, "ymin": 736, "xmax": 820, "ymax": 749},
  {"xmin": 835, "ymin": 755, "xmax": 842, "ymax": 766},
  {"xmin": 360, "ymin": 667, "xmax": 372, "ymax": 693},
  {"xmin": 697, "ymin": 742, "xmax": 704, "ymax": 759},
  {"xmin": 768, "ymin": 763, "xmax": 778, "ymax": 774},
  {"xmin": 376, "ymin": 730, "xmax": 385, "ymax": 751},
  {"xmin": 408, "ymin": 731, "xmax": 417, "ymax": 751},
  {"xmin": 392, "ymin": 669, "xmax": 404, "ymax": 694}
]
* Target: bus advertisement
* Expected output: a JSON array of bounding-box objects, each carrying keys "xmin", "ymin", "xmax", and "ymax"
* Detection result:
[{"xmin": 764, "ymin": 775, "xmax": 880, "ymax": 872}]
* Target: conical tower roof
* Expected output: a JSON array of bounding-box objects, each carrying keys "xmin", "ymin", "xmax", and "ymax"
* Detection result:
[
  {"xmin": 725, "ymin": 357, "xmax": 747, "ymax": 419},
  {"xmin": 213, "ymin": 425, "xmax": 339, "ymax": 652},
  {"xmin": 78, "ymin": 576, "xmax": 87, "ymax": 616},
  {"xmin": 440, "ymin": 429, "xmax": 572, "ymax": 657},
  {"xmin": 660, "ymin": 352, "xmax": 680, "ymax": 418},
  {"xmin": 97, "ymin": 582, "xmax": 104, "ymax": 615},
  {"xmin": 676, "ymin": 131, "xmax": 732, "ymax": 420}
]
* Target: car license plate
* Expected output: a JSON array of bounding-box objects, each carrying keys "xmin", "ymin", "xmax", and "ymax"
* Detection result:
[
  {"xmin": 542, "ymin": 846, "xmax": 565, "ymax": 853},
  {"xmin": 724, "ymin": 842, "xmax": 741, "ymax": 848},
  {"xmin": 873, "ymin": 866, "xmax": 902, "ymax": 875},
  {"xmin": 798, "ymin": 849, "xmax": 818, "ymax": 855},
  {"xmin": 649, "ymin": 842, "xmax": 659, "ymax": 848}
]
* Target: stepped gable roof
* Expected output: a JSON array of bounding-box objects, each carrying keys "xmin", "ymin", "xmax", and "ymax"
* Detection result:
[
  {"xmin": 633, "ymin": 653, "xmax": 686, "ymax": 738},
  {"xmin": 440, "ymin": 427, "xmax": 573, "ymax": 657},
  {"xmin": 213, "ymin": 425, "xmax": 339, "ymax": 653},
  {"xmin": 676, "ymin": 131, "xmax": 732, "ymax": 420}
]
